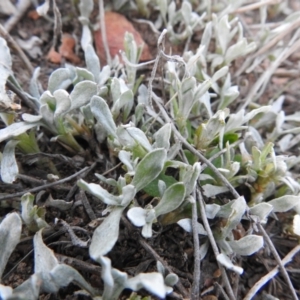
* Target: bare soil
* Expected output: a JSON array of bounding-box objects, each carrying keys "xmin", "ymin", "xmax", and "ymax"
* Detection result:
[{"xmin": 0, "ymin": 1, "xmax": 300, "ymax": 299}]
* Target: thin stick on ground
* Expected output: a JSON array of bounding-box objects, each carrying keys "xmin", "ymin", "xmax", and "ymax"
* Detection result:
[
  {"xmin": 233, "ymin": 0, "xmax": 281, "ymax": 14},
  {"xmin": 215, "ymin": 282, "xmax": 231, "ymax": 300},
  {"xmin": 147, "ymin": 29, "xmax": 167, "ymax": 110},
  {"xmin": 256, "ymin": 222, "xmax": 298, "ymax": 300},
  {"xmin": 4, "ymin": 0, "xmax": 31, "ymax": 33},
  {"xmin": 235, "ymin": 18, "xmax": 300, "ymax": 79},
  {"xmin": 191, "ymin": 191, "xmax": 201, "ymax": 300},
  {"xmin": 244, "ymin": 245, "xmax": 300, "ymax": 300},
  {"xmin": 6, "ymin": 80, "xmax": 39, "ymax": 113},
  {"xmin": 76, "ymin": 190, "xmax": 96, "ymax": 221},
  {"xmin": 0, "ymin": 23, "xmax": 34, "ymax": 74},
  {"xmin": 0, "ymin": 163, "xmax": 97, "ymax": 202},
  {"xmin": 52, "ymin": 0, "xmax": 63, "ymax": 51},
  {"xmin": 240, "ymin": 29, "xmax": 300, "ymax": 109},
  {"xmin": 22, "ymin": 152, "xmax": 81, "ymax": 168},
  {"xmin": 56, "ymin": 253, "xmax": 102, "ymax": 276},
  {"xmin": 197, "ymin": 188, "xmax": 236, "ymax": 300}
]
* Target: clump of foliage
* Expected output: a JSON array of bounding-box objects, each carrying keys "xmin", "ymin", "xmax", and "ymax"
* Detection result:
[{"xmin": 0, "ymin": 0, "xmax": 300, "ymax": 299}]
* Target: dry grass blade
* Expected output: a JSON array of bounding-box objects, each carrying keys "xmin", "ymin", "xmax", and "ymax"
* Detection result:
[
  {"xmin": 0, "ymin": 163, "xmax": 97, "ymax": 202},
  {"xmin": 257, "ymin": 222, "xmax": 298, "ymax": 300},
  {"xmin": 244, "ymin": 245, "xmax": 300, "ymax": 300},
  {"xmin": 241, "ymin": 30, "xmax": 300, "ymax": 108},
  {"xmin": 0, "ymin": 23, "xmax": 33, "ymax": 74},
  {"xmin": 197, "ymin": 188, "xmax": 236, "ymax": 300},
  {"xmin": 191, "ymin": 191, "xmax": 201, "ymax": 300},
  {"xmin": 233, "ymin": 0, "xmax": 281, "ymax": 14}
]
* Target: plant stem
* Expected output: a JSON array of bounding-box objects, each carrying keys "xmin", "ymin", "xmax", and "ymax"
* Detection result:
[
  {"xmin": 0, "ymin": 163, "xmax": 97, "ymax": 202},
  {"xmin": 257, "ymin": 222, "xmax": 298, "ymax": 300},
  {"xmin": 197, "ymin": 188, "xmax": 236, "ymax": 300},
  {"xmin": 243, "ymin": 245, "xmax": 300, "ymax": 300},
  {"xmin": 191, "ymin": 191, "xmax": 201, "ymax": 300}
]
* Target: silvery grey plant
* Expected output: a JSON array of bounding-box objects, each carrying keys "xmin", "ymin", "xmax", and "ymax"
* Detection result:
[{"xmin": 0, "ymin": 0, "xmax": 300, "ymax": 298}]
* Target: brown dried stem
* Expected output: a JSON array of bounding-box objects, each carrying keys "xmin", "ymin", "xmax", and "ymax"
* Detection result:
[
  {"xmin": 0, "ymin": 163, "xmax": 97, "ymax": 202},
  {"xmin": 191, "ymin": 191, "xmax": 201, "ymax": 300},
  {"xmin": 256, "ymin": 222, "xmax": 298, "ymax": 300}
]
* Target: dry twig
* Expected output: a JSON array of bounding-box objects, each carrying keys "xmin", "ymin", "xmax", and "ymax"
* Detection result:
[
  {"xmin": 256, "ymin": 222, "xmax": 298, "ymax": 300},
  {"xmin": 0, "ymin": 163, "xmax": 97, "ymax": 202},
  {"xmin": 4, "ymin": 0, "xmax": 32, "ymax": 33},
  {"xmin": 5, "ymin": 80, "xmax": 39, "ymax": 113},
  {"xmin": 76, "ymin": 190, "xmax": 96, "ymax": 221},
  {"xmin": 244, "ymin": 245, "xmax": 300, "ymax": 300},
  {"xmin": 197, "ymin": 188, "xmax": 236, "ymax": 300},
  {"xmin": 0, "ymin": 23, "xmax": 34, "ymax": 74},
  {"xmin": 191, "ymin": 191, "xmax": 201, "ymax": 300},
  {"xmin": 240, "ymin": 29, "xmax": 300, "ymax": 109},
  {"xmin": 233, "ymin": 0, "xmax": 281, "ymax": 14}
]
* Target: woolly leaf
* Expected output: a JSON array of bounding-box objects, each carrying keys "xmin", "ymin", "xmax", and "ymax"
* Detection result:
[
  {"xmin": 91, "ymin": 95, "xmax": 117, "ymax": 138},
  {"xmin": 1, "ymin": 140, "xmax": 19, "ymax": 183},
  {"xmin": 154, "ymin": 182, "xmax": 186, "ymax": 217},
  {"xmin": 132, "ymin": 149, "xmax": 167, "ymax": 192},
  {"xmin": 268, "ymin": 195, "xmax": 300, "ymax": 212},
  {"xmin": 228, "ymin": 235, "xmax": 264, "ymax": 256},
  {"xmin": 89, "ymin": 207, "xmax": 124, "ymax": 260},
  {"xmin": 0, "ymin": 213, "xmax": 22, "ymax": 278}
]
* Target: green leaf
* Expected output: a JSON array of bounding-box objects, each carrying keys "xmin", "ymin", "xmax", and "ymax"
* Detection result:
[
  {"xmin": 16, "ymin": 131, "xmax": 40, "ymax": 154},
  {"xmin": 132, "ymin": 149, "xmax": 167, "ymax": 192},
  {"xmin": 155, "ymin": 183, "xmax": 185, "ymax": 217},
  {"xmin": 212, "ymin": 132, "xmax": 239, "ymax": 147},
  {"xmin": 143, "ymin": 174, "xmax": 177, "ymax": 197},
  {"xmin": 21, "ymin": 193, "xmax": 48, "ymax": 232},
  {"xmin": 159, "ymin": 201, "xmax": 192, "ymax": 225}
]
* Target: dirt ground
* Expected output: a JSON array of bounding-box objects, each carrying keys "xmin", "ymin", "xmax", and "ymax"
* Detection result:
[{"xmin": 1, "ymin": 1, "xmax": 300, "ymax": 299}]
